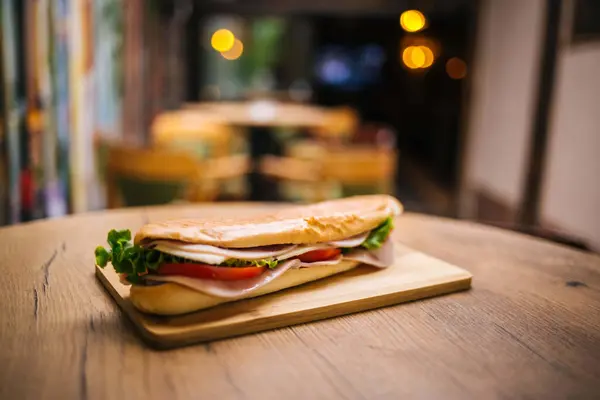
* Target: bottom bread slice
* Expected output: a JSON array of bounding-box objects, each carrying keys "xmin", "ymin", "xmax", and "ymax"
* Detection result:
[{"xmin": 130, "ymin": 261, "xmax": 359, "ymax": 315}]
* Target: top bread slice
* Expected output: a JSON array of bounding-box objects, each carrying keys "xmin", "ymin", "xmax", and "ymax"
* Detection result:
[{"xmin": 134, "ymin": 195, "xmax": 403, "ymax": 248}]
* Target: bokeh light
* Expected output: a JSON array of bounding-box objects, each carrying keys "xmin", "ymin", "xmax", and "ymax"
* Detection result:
[
  {"xmin": 420, "ymin": 46, "xmax": 434, "ymax": 68},
  {"xmin": 409, "ymin": 47, "xmax": 425, "ymax": 68},
  {"xmin": 221, "ymin": 39, "xmax": 244, "ymax": 60},
  {"xmin": 402, "ymin": 47, "xmax": 417, "ymax": 69},
  {"xmin": 402, "ymin": 45, "xmax": 435, "ymax": 69},
  {"xmin": 400, "ymin": 10, "xmax": 426, "ymax": 33},
  {"xmin": 249, "ymin": 100, "xmax": 276, "ymax": 122},
  {"xmin": 446, "ymin": 57, "xmax": 467, "ymax": 79},
  {"xmin": 211, "ymin": 29, "xmax": 235, "ymax": 52}
]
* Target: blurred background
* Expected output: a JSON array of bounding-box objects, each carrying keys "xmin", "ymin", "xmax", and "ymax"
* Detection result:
[{"xmin": 0, "ymin": 0, "xmax": 598, "ymax": 252}]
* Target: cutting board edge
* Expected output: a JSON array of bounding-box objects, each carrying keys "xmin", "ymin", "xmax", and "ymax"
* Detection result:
[
  {"xmin": 96, "ymin": 266, "xmax": 472, "ymax": 349},
  {"xmin": 145, "ymin": 276, "xmax": 472, "ymax": 350}
]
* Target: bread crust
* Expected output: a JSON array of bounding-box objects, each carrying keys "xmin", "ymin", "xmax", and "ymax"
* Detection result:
[
  {"xmin": 130, "ymin": 261, "xmax": 359, "ymax": 315},
  {"xmin": 134, "ymin": 195, "xmax": 403, "ymax": 248}
]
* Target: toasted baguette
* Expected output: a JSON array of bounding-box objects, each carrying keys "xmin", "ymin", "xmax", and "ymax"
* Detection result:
[
  {"xmin": 134, "ymin": 195, "xmax": 402, "ymax": 248},
  {"xmin": 130, "ymin": 261, "xmax": 359, "ymax": 315}
]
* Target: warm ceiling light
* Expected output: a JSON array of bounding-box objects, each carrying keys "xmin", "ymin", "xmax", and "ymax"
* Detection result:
[
  {"xmin": 211, "ymin": 29, "xmax": 235, "ymax": 52},
  {"xmin": 420, "ymin": 46, "xmax": 434, "ymax": 68},
  {"xmin": 402, "ymin": 47, "xmax": 415, "ymax": 69},
  {"xmin": 221, "ymin": 39, "xmax": 244, "ymax": 60},
  {"xmin": 446, "ymin": 57, "xmax": 467, "ymax": 79},
  {"xmin": 400, "ymin": 10, "xmax": 426, "ymax": 32},
  {"xmin": 409, "ymin": 46, "xmax": 426, "ymax": 68},
  {"xmin": 402, "ymin": 45, "xmax": 434, "ymax": 69}
]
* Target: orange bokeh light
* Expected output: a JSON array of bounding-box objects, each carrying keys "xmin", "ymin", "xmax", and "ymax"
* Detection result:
[
  {"xmin": 221, "ymin": 39, "xmax": 244, "ymax": 60},
  {"xmin": 446, "ymin": 57, "xmax": 467, "ymax": 79},
  {"xmin": 402, "ymin": 45, "xmax": 435, "ymax": 69}
]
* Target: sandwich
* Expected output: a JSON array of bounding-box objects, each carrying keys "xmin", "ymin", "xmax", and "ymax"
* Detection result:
[{"xmin": 95, "ymin": 194, "xmax": 403, "ymax": 315}]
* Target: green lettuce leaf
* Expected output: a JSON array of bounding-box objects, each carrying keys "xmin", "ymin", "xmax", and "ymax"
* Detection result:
[
  {"xmin": 95, "ymin": 229, "xmax": 281, "ymax": 283},
  {"xmin": 94, "ymin": 246, "xmax": 111, "ymax": 267},
  {"xmin": 361, "ymin": 217, "xmax": 394, "ymax": 250},
  {"xmin": 221, "ymin": 258, "xmax": 279, "ymax": 269},
  {"xmin": 339, "ymin": 217, "xmax": 394, "ymax": 253}
]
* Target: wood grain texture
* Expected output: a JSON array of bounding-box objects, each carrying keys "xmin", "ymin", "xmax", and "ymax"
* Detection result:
[
  {"xmin": 95, "ymin": 243, "xmax": 471, "ymax": 348},
  {"xmin": 1, "ymin": 203, "xmax": 600, "ymax": 399}
]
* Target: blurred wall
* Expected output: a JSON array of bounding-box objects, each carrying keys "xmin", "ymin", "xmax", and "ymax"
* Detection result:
[
  {"xmin": 463, "ymin": 0, "xmax": 545, "ymax": 211},
  {"xmin": 541, "ymin": 42, "xmax": 600, "ymax": 250},
  {"xmin": 464, "ymin": 0, "xmax": 600, "ymax": 250}
]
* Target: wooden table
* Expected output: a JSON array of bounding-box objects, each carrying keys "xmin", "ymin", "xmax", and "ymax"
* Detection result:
[
  {"xmin": 185, "ymin": 101, "xmax": 335, "ymax": 202},
  {"xmin": 185, "ymin": 101, "xmax": 330, "ymax": 128},
  {"xmin": 1, "ymin": 204, "xmax": 599, "ymax": 399}
]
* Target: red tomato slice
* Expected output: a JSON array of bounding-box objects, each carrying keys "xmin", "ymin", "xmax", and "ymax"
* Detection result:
[
  {"xmin": 297, "ymin": 248, "xmax": 341, "ymax": 263},
  {"xmin": 157, "ymin": 263, "xmax": 265, "ymax": 281}
]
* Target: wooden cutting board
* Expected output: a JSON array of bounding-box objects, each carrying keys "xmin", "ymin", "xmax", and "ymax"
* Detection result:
[{"xmin": 96, "ymin": 243, "xmax": 472, "ymax": 349}]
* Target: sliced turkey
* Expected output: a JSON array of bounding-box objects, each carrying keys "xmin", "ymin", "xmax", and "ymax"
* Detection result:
[
  {"xmin": 150, "ymin": 241, "xmax": 298, "ymax": 264},
  {"xmin": 143, "ymin": 240, "xmax": 394, "ymax": 298},
  {"xmin": 343, "ymin": 239, "xmax": 394, "ymax": 268},
  {"xmin": 148, "ymin": 231, "xmax": 393, "ymax": 271},
  {"xmin": 150, "ymin": 241, "xmax": 297, "ymax": 259},
  {"xmin": 151, "ymin": 244, "xmax": 228, "ymax": 264},
  {"xmin": 148, "ymin": 232, "xmax": 370, "ymax": 264},
  {"xmin": 144, "ymin": 259, "xmax": 301, "ymax": 298},
  {"xmin": 149, "ymin": 241, "xmax": 337, "ymax": 264}
]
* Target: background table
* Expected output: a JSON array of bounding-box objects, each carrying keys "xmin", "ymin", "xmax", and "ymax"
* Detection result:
[
  {"xmin": 184, "ymin": 101, "xmax": 337, "ymax": 201},
  {"xmin": 185, "ymin": 101, "xmax": 330, "ymax": 128},
  {"xmin": 1, "ymin": 204, "xmax": 599, "ymax": 399}
]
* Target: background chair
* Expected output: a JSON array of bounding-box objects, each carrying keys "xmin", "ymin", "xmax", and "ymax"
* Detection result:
[
  {"xmin": 312, "ymin": 106, "xmax": 360, "ymax": 143},
  {"xmin": 106, "ymin": 143, "xmax": 253, "ymax": 207},
  {"xmin": 150, "ymin": 110, "xmax": 250, "ymax": 199},
  {"xmin": 259, "ymin": 144, "xmax": 397, "ymax": 202},
  {"xmin": 151, "ymin": 110, "xmax": 238, "ymax": 158},
  {"xmin": 105, "ymin": 144, "xmax": 216, "ymax": 208}
]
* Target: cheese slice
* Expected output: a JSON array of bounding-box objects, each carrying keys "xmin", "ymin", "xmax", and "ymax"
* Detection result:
[
  {"xmin": 326, "ymin": 232, "xmax": 369, "ymax": 247},
  {"xmin": 149, "ymin": 231, "xmax": 370, "ymax": 264},
  {"xmin": 343, "ymin": 240, "xmax": 394, "ymax": 268}
]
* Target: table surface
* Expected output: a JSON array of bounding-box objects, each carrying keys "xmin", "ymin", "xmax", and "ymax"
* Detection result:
[
  {"xmin": 187, "ymin": 101, "xmax": 329, "ymax": 128},
  {"xmin": 1, "ymin": 203, "xmax": 599, "ymax": 399}
]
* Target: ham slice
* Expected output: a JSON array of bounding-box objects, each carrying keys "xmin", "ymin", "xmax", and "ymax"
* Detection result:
[
  {"xmin": 141, "ymin": 240, "xmax": 394, "ymax": 298},
  {"xmin": 343, "ymin": 239, "xmax": 394, "ymax": 268},
  {"xmin": 141, "ymin": 228, "xmax": 393, "ymax": 298},
  {"xmin": 144, "ymin": 259, "xmax": 301, "ymax": 298}
]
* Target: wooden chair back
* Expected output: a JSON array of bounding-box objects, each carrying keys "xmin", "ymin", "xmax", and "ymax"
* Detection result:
[
  {"xmin": 105, "ymin": 145, "xmax": 215, "ymax": 208},
  {"xmin": 259, "ymin": 144, "xmax": 398, "ymax": 201},
  {"xmin": 151, "ymin": 110, "xmax": 234, "ymax": 158},
  {"xmin": 314, "ymin": 107, "xmax": 360, "ymax": 142},
  {"xmin": 150, "ymin": 110, "xmax": 251, "ymax": 200},
  {"xmin": 322, "ymin": 147, "xmax": 396, "ymax": 186}
]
